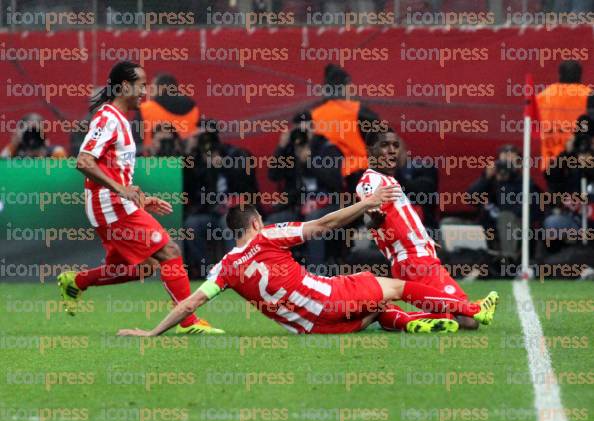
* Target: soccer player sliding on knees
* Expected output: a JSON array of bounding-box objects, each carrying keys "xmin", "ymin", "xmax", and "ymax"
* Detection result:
[
  {"xmin": 57, "ymin": 61, "xmax": 223, "ymax": 334},
  {"xmin": 118, "ymin": 185, "xmax": 498, "ymax": 337}
]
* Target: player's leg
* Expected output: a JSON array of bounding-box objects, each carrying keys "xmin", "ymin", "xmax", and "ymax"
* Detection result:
[
  {"xmin": 74, "ymin": 258, "xmax": 157, "ymax": 290},
  {"xmin": 311, "ymin": 272, "xmax": 383, "ymax": 334},
  {"xmin": 95, "ymin": 208, "xmax": 221, "ymax": 333},
  {"xmin": 396, "ymin": 259, "xmax": 468, "ymax": 300},
  {"xmin": 58, "ymin": 259, "xmax": 156, "ymax": 315},
  {"xmin": 375, "ymin": 277, "xmax": 499, "ymax": 325},
  {"xmin": 58, "ymin": 228, "xmax": 157, "ymax": 315},
  {"xmin": 151, "ymin": 239, "xmax": 224, "ymax": 334},
  {"xmin": 393, "ymin": 259, "xmax": 478, "ymax": 329},
  {"xmin": 423, "ymin": 264, "xmax": 479, "ymax": 330},
  {"xmin": 313, "ymin": 272, "xmax": 457, "ymax": 334},
  {"xmin": 313, "ymin": 304, "xmax": 457, "ymax": 334},
  {"xmin": 377, "ymin": 304, "xmax": 457, "ymax": 333}
]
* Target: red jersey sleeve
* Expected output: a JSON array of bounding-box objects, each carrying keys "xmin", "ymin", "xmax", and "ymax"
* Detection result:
[
  {"xmin": 206, "ymin": 261, "xmax": 228, "ymax": 290},
  {"xmin": 261, "ymin": 222, "xmax": 305, "ymax": 248},
  {"xmin": 356, "ymin": 172, "xmax": 387, "ymax": 200},
  {"xmin": 80, "ymin": 112, "xmax": 118, "ymax": 158}
]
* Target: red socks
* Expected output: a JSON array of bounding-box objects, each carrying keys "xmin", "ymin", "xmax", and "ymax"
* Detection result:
[
  {"xmin": 378, "ymin": 304, "xmax": 453, "ymax": 331},
  {"xmin": 75, "ymin": 265, "xmax": 149, "ymax": 290},
  {"xmin": 401, "ymin": 282, "xmax": 480, "ymax": 317},
  {"xmin": 75, "ymin": 257, "xmax": 198, "ymax": 328},
  {"xmin": 159, "ymin": 256, "xmax": 198, "ymax": 327}
]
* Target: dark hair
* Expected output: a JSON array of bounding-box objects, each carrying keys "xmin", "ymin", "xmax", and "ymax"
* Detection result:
[
  {"xmin": 558, "ymin": 60, "xmax": 582, "ymax": 84},
  {"xmin": 324, "ymin": 63, "xmax": 350, "ymax": 87},
  {"xmin": 226, "ymin": 205, "xmax": 259, "ymax": 238},
  {"xmin": 154, "ymin": 73, "xmax": 178, "ymax": 96},
  {"xmin": 154, "ymin": 73, "xmax": 178, "ymax": 87},
  {"xmin": 364, "ymin": 125, "xmax": 393, "ymax": 148},
  {"xmin": 292, "ymin": 110, "xmax": 311, "ymax": 124},
  {"xmin": 323, "ymin": 64, "xmax": 351, "ymax": 98},
  {"xmin": 89, "ymin": 61, "xmax": 142, "ymax": 112},
  {"xmin": 497, "ymin": 144, "xmax": 521, "ymax": 156}
]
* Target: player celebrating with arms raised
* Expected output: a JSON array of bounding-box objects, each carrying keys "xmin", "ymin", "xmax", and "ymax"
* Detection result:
[
  {"xmin": 356, "ymin": 129, "xmax": 493, "ymax": 329},
  {"xmin": 118, "ymin": 185, "xmax": 498, "ymax": 337},
  {"xmin": 57, "ymin": 61, "xmax": 222, "ymax": 334}
]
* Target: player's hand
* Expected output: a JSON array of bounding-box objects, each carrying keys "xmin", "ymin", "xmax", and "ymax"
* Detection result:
[
  {"xmin": 119, "ymin": 185, "xmax": 145, "ymax": 208},
  {"xmin": 145, "ymin": 197, "xmax": 173, "ymax": 216},
  {"xmin": 117, "ymin": 328, "xmax": 155, "ymax": 337},
  {"xmin": 367, "ymin": 184, "xmax": 398, "ymax": 209},
  {"xmin": 365, "ymin": 208, "xmax": 386, "ymax": 229}
]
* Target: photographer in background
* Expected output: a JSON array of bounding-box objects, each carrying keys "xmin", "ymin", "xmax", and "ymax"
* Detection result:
[
  {"xmin": 544, "ymin": 115, "xmax": 594, "ymax": 253},
  {"xmin": 183, "ymin": 127, "xmax": 259, "ymax": 277},
  {"xmin": 267, "ymin": 126, "xmax": 343, "ymax": 271},
  {"xmin": 145, "ymin": 123, "xmax": 185, "ymax": 157},
  {"xmin": 467, "ymin": 144, "xmax": 542, "ymax": 264},
  {"xmin": 267, "ymin": 127, "xmax": 312, "ymax": 223},
  {"xmin": 1, "ymin": 113, "xmax": 66, "ymax": 158}
]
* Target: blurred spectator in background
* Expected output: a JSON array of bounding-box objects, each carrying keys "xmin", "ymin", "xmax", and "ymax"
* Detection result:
[
  {"xmin": 145, "ymin": 122, "xmax": 185, "ymax": 156},
  {"xmin": 551, "ymin": 0, "xmax": 594, "ymax": 13},
  {"xmin": 322, "ymin": 0, "xmax": 376, "ymax": 16},
  {"xmin": 1, "ymin": 113, "xmax": 66, "ymax": 158},
  {"xmin": 392, "ymin": 132, "xmax": 440, "ymax": 231},
  {"xmin": 467, "ymin": 144, "xmax": 542, "ymax": 263},
  {"xmin": 544, "ymin": 114, "xmax": 594, "ymax": 252},
  {"xmin": 267, "ymin": 127, "xmax": 314, "ymax": 223},
  {"xmin": 298, "ymin": 63, "xmax": 382, "ymax": 193},
  {"xmin": 267, "ymin": 126, "xmax": 343, "ymax": 270},
  {"xmin": 536, "ymin": 60, "xmax": 593, "ymax": 171},
  {"xmin": 183, "ymin": 127, "xmax": 258, "ymax": 277},
  {"xmin": 136, "ymin": 73, "xmax": 199, "ymax": 155}
]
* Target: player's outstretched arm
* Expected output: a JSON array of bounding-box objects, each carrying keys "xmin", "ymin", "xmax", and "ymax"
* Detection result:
[
  {"xmin": 117, "ymin": 289, "xmax": 210, "ymax": 337},
  {"xmin": 302, "ymin": 185, "xmax": 397, "ymax": 240}
]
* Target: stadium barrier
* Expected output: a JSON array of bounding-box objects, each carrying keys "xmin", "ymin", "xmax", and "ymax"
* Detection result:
[
  {"xmin": 0, "ymin": 158, "xmax": 182, "ymax": 233},
  {"xmin": 0, "ymin": 158, "xmax": 183, "ymax": 281}
]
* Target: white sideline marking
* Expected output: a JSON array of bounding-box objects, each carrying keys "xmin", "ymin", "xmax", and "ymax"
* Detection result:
[{"xmin": 513, "ymin": 281, "xmax": 567, "ymax": 421}]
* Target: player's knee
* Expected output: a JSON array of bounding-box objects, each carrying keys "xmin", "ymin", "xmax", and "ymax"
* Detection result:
[
  {"xmin": 137, "ymin": 258, "xmax": 158, "ymax": 277},
  {"xmin": 390, "ymin": 279, "xmax": 405, "ymax": 300},
  {"xmin": 154, "ymin": 240, "xmax": 181, "ymax": 261},
  {"xmin": 167, "ymin": 241, "xmax": 182, "ymax": 258},
  {"xmin": 145, "ymin": 257, "xmax": 159, "ymax": 268},
  {"xmin": 376, "ymin": 277, "xmax": 405, "ymax": 301}
]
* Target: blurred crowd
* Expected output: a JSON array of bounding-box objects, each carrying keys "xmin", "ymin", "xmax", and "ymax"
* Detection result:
[
  {"xmin": 7, "ymin": 0, "xmax": 594, "ymax": 30},
  {"xmin": 2, "ymin": 60, "xmax": 593, "ymax": 279}
]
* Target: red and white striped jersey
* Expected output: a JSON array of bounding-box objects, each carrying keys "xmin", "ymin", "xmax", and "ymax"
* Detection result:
[
  {"xmin": 356, "ymin": 168, "xmax": 437, "ymax": 264},
  {"xmin": 79, "ymin": 104, "xmax": 138, "ymax": 227},
  {"xmin": 207, "ymin": 222, "xmax": 334, "ymax": 334}
]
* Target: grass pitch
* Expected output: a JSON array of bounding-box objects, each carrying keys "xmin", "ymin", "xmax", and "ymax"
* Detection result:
[{"xmin": 0, "ymin": 281, "xmax": 592, "ymax": 421}]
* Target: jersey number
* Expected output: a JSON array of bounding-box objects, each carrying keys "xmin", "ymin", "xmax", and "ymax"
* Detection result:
[{"xmin": 245, "ymin": 260, "xmax": 286, "ymax": 304}]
